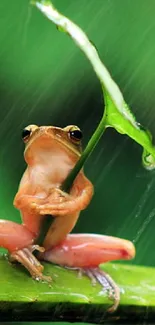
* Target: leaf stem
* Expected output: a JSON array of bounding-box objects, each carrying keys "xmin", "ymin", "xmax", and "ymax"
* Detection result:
[{"xmin": 62, "ymin": 113, "xmax": 107, "ymax": 192}]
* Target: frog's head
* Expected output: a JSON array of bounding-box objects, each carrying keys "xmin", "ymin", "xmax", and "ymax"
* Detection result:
[{"xmin": 22, "ymin": 124, "xmax": 82, "ymax": 165}]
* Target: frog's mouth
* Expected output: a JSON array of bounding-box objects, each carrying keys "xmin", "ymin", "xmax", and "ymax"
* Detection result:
[{"xmin": 24, "ymin": 127, "xmax": 81, "ymax": 164}]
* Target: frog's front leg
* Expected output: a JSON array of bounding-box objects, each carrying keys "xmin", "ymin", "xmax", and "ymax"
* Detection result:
[
  {"xmin": 42, "ymin": 234, "xmax": 135, "ymax": 312},
  {"xmin": 34, "ymin": 173, "xmax": 93, "ymax": 216}
]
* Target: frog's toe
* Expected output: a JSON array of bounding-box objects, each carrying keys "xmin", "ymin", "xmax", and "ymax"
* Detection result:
[
  {"xmin": 9, "ymin": 247, "xmax": 51, "ymax": 282},
  {"xmin": 79, "ymin": 267, "xmax": 120, "ymax": 313},
  {"xmin": 39, "ymin": 207, "xmax": 69, "ymax": 216}
]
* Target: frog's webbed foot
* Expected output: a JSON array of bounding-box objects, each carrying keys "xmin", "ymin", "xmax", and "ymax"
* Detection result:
[
  {"xmin": 9, "ymin": 245, "xmax": 51, "ymax": 282},
  {"xmin": 76, "ymin": 267, "xmax": 120, "ymax": 313}
]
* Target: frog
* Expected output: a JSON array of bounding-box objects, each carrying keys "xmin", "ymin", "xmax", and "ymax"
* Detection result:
[{"xmin": 0, "ymin": 124, "xmax": 135, "ymax": 312}]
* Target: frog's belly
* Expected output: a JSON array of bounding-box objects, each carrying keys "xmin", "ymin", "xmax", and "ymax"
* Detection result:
[{"xmin": 30, "ymin": 159, "xmax": 73, "ymax": 189}]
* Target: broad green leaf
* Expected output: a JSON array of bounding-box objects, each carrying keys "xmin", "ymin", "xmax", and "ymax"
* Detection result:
[
  {"xmin": 0, "ymin": 254, "xmax": 155, "ymax": 322},
  {"xmin": 32, "ymin": 0, "xmax": 155, "ymax": 180}
]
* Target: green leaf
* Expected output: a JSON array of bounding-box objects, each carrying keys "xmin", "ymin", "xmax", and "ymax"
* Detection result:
[
  {"xmin": 32, "ymin": 0, "xmax": 155, "ymax": 175},
  {"xmin": 104, "ymin": 90, "xmax": 155, "ymax": 170},
  {"xmin": 1, "ymin": 254, "xmax": 155, "ymax": 322}
]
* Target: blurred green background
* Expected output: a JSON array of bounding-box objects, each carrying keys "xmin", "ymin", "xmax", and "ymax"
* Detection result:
[{"xmin": 1, "ymin": 0, "xmax": 155, "ymax": 271}]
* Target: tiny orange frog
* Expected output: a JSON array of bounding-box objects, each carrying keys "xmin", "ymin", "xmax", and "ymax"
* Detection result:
[{"xmin": 0, "ymin": 124, "xmax": 135, "ymax": 312}]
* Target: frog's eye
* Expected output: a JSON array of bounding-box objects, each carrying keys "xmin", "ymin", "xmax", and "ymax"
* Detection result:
[
  {"xmin": 22, "ymin": 128, "xmax": 31, "ymax": 142},
  {"xmin": 22, "ymin": 124, "xmax": 38, "ymax": 143},
  {"xmin": 69, "ymin": 127, "xmax": 83, "ymax": 142}
]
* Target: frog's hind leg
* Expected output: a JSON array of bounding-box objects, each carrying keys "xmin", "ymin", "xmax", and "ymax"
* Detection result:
[
  {"xmin": 0, "ymin": 220, "xmax": 34, "ymax": 252},
  {"xmin": 42, "ymin": 233, "xmax": 135, "ymax": 312},
  {"xmin": 0, "ymin": 220, "xmax": 50, "ymax": 281}
]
